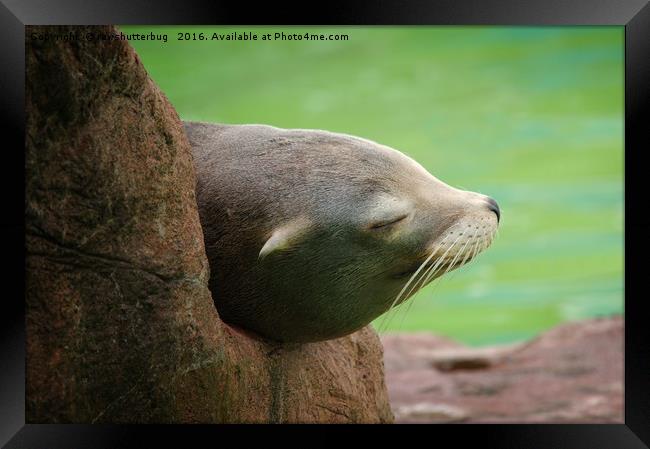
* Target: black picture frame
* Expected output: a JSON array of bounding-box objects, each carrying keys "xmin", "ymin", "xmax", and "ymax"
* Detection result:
[{"xmin": 2, "ymin": 0, "xmax": 648, "ymax": 447}]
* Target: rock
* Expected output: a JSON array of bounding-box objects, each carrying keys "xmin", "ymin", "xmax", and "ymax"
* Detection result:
[
  {"xmin": 25, "ymin": 25, "xmax": 392, "ymax": 424},
  {"xmin": 427, "ymin": 343, "xmax": 524, "ymax": 372},
  {"xmin": 394, "ymin": 402, "xmax": 468, "ymax": 423},
  {"xmin": 382, "ymin": 332, "xmax": 463, "ymax": 372},
  {"xmin": 431, "ymin": 351, "xmax": 492, "ymax": 371},
  {"xmin": 381, "ymin": 316, "xmax": 623, "ymax": 423}
]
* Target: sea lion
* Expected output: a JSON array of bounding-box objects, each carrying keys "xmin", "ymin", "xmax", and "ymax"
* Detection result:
[{"xmin": 185, "ymin": 121, "xmax": 500, "ymax": 343}]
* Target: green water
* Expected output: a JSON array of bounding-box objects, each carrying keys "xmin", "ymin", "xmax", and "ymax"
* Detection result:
[{"xmin": 121, "ymin": 26, "xmax": 624, "ymax": 346}]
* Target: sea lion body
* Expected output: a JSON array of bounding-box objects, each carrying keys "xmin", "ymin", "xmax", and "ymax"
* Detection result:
[{"xmin": 185, "ymin": 121, "xmax": 499, "ymax": 343}]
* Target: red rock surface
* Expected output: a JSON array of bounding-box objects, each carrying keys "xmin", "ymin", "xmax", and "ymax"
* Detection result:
[{"xmin": 381, "ymin": 316, "xmax": 623, "ymax": 423}]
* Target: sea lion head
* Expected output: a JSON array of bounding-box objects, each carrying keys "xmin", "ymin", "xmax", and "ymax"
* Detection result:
[{"xmin": 187, "ymin": 123, "xmax": 500, "ymax": 343}]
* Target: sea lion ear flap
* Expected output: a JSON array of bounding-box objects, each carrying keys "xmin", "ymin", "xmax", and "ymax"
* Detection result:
[{"xmin": 258, "ymin": 217, "xmax": 313, "ymax": 260}]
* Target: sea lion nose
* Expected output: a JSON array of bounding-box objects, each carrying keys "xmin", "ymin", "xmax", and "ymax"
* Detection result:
[{"xmin": 485, "ymin": 197, "xmax": 500, "ymax": 222}]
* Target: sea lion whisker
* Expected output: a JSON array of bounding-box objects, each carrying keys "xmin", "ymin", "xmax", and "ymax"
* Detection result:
[
  {"xmin": 396, "ymin": 225, "xmax": 487, "ymax": 329},
  {"xmin": 472, "ymin": 230, "xmax": 491, "ymax": 261},
  {"xmin": 379, "ymin": 224, "xmax": 465, "ymax": 332},
  {"xmin": 387, "ymin": 222, "xmax": 463, "ymax": 312},
  {"xmin": 412, "ymin": 232, "xmax": 463, "ymax": 293},
  {"xmin": 394, "ymin": 232, "xmax": 469, "ymax": 330},
  {"xmin": 377, "ymin": 248, "xmax": 440, "ymax": 332},
  {"xmin": 407, "ymin": 231, "xmax": 464, "ymax": 299},
  {"xmin": 380, "ymin": 248, "xmax": 444, "ymax": 330},
  {"xmin": 419, "ymin": 229, "xmax": 471, "ymax": 287},
  {"xmin": 395, "ymin": 250, "xmax": 438, "ymax": 304},
  {"xmin": 407, "ymin": 227, "xmax": 465, "ymax": 293},
  {"xmin": 395, "ymin": 271, "xmax": 446, "ymax": 331},
  {"xmin": 426, "ymin": 226, "xmax": 479, "ymax": 289},
  {"xmin": 397, "ymin": 277, "xmax": 429, "ymax": 328},
  {"xmin": 437, "ymin": 233, "xmax": 471, "ymax": 280},
  {"xmin": 477, "ymin": 232, "xmax": 491, "ymax": 256},
  {"xmin": 487, "ymin": 229, "xmax": 496, "ymax": 248},
  {"xmin": 467, "ymin": 229, "xmax": 481, "ymax": 263},
  {"xmin": 458, "ymin": 227, "xmax": 481, "ymax": 267},
  {"xmin": 468, "ymin": 236, "xmax": 481, "ymax": 265}
]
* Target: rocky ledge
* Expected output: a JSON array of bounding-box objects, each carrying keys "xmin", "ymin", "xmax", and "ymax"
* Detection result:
[{"xmin": 381, "ymin": 316, "xmax": 623, "ymax": 423}]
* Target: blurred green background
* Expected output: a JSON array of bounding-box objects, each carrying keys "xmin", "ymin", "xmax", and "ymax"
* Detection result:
[{"xmin": 121, "ymin": 26, "xmax": 624, "ymax": 346}]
